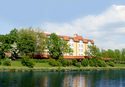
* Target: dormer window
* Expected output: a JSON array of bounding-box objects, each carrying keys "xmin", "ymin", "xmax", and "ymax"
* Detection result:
[{"xmin": 88, "ymin": 41, "xmax": 91, "ymax": 46}]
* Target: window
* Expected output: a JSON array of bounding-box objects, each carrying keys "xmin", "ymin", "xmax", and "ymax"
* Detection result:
[
  {"xmin": 88, "ymin": 42, "xmax": 91, "ymax": 46},
  {"xmin": 69, "ymin": 39, "xmax": 74, "ymax": 48},
  {"xmin": 79, "ymin": 40, "xmax": 83, "ymax": 49}
]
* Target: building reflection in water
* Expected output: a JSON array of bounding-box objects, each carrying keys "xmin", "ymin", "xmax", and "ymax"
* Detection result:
[
  {"xmin": 40, "ymin": 76, "xmax": 48, "ymax": 87},
  {"xmin": 63, "ymin": 74, "xmax": 88, "ymax": 87}
]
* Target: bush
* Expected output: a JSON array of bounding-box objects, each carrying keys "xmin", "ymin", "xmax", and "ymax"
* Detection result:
[
  {"xmin": 107, "ymin": 61, "xmax": 115, "ymax": 67},
  {"xmin": 89, "ymin": 58, "xmax": 97, "ymax": 67},
  {"xmin": 88, "ymin": 58, "xmax": 106, "ymax": 67},
  {"xmin": 49, "ymin": 59, "xmax": 61, "ymax": 66},
  {"xmin": 0, "ymin": 60, "xmax": 2, "ymax": 65},
  {"xmin": 60, "ymin": 59, "xmax": 68, "ymax": 66},
  {"xmin": 81, "ymin": 59, "xmax": 89, "ymax": 67},
  {"xmin": 21, "ymin": 56, "xmax": 35, "ymax": 68},
  {"xmin": 58, "ymin": 59, "xmax": 73, "ymax": 66},
  {"xmin": 3, "ymin": 58, "xmax": 11, "ymax": 66},
  {"xmin": 96, "ymin": 59, "xmax": 107, "ymax": 67},
  {"xmin": 72, "ymin": 59, "xmax": 78, "ymax": 66},
  {"xmin": 75, "ymin": 62, "xmax": 81, "ymax": 67}
]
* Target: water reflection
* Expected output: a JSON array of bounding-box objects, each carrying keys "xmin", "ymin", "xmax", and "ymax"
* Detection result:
[
  {"xmin": 0, "ymin": 70, "xmax": 125, "ymax": 87},
  {"xmin": 63, "ymin": 74, "xmax": 87, "ymax": 87}
]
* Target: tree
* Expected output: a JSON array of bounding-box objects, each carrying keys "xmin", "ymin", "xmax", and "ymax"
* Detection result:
[
  {"xmin": 85, "ymin": 45, "xmax": 101, "ymax": 59},
  {"xmin": 17, "ymin": 28, "xmax": 46, "ymax": 56},
  {"xmin": 121, "ymin": 48, "xmax": 125, "ymax": 61},
  {"xmin": 35, "ymin": 30, "xmax": 47, "ymax": 53},
  {"xmin": 47, "ymin": 33, "xmax": 72, "ymax": 59},
  {"xmin": 0, "ymin": 29, "xmax": 19, "ymax": 59}
]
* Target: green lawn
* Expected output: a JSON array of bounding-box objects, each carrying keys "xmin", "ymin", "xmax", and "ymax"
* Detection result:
[
  {"xmin": 115, "ymin": 64, "xmax": 125, "ymax": 67},
  {"xmin": 11, "ymin": 60, "xmax": 51, "ymax": 67},
  {"xmin": 11, "ymin": 61, "xmax": 23, "ymax": 67}
]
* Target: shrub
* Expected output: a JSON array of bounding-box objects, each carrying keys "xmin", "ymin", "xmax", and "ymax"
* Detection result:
[
  {"xmin": 60, "ymin": 59, "xmax": 68, "ymax": 66},
  {"xmin": 3, "ymin": 58, "xmax": 11, "ymax": 66},
  {"xmin": 88, "ymin": 58, "xmax": 106, "ymax": 67},
  {"xmin": 107, "ymin": 61, "xmax": 115, "ymax": 67},
  {"xmin": 81, "ymin": 59, "xmax": 89, "ymax": 67},
  {"xmin": 89, "ymin": 58, "xmax": 97, "ymax": 67},
  {"xmin": 49, "ymin": 59, "xmax": 61, "ymax": 66},
  {"xmin": 96, "ymin": 59, "xmax": 107, "ymax": 67},
  {"xmin": 0, "ymin": 60, "xmax": 2, "ymax": 65},
  {"xmin": 75, "ymin": 62, "xmax": 81, "ymax": 67},
  {"xmin": 67, "ymin": 60, "xmax": 73, "ymax": 66},
  {"xmin": 58, "ymin": 59, "xmax": 73, "ymax": 66},
  {"xmin": 72, "ymin": 59, "xmax": 78, "ymax": 66},
  {"xmin": 21, "ymin": 56, "xmax": 35, "ymax": 68}
]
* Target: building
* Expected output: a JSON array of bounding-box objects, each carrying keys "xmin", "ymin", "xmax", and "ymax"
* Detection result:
[{"xmin": 43, "ymin": 33, "xmax": 94, "ymax": 59}]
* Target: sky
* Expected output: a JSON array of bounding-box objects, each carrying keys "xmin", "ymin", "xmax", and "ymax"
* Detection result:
[{"xmin": 0, "ymin": 0, "xmax": 125, "ymax": 49}]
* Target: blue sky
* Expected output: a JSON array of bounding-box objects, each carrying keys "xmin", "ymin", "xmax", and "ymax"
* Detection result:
[{"xmin": 0, "ymin": 0, "xmax": 125, "ymax": 49}]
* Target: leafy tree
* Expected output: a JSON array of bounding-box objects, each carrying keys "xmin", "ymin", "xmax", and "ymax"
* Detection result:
[
  {"xmin": 114, "ymin": 49, "xmax": 121, "ymax": 62},
  {"xmin": 0, "ymin": 29, "xmax": 18, "ymax": 59},
  {"xmin": 8, "ymin": 28, "xmax": 18, "ymax": 43},
  {"xmin": 17, "ymin": 28, "xmax": 46, "ymax": 56},
  {"xmin": 35, "ymin": 30, "xmax": 47, "ymax": 53},
  {"xmin": 17, "ymin": 29, "xmax": 36, "ymax": 56},
  {"xmin": 85, "ymin": 45, "xmax": 101, "ymax": 59},
  {"xmin": 121, "ymin": 48, "xmax": 125, "ymax": 61},
  {"xmin": 47, "ymin": 33, "xmax": 72, "ymax": 59}
]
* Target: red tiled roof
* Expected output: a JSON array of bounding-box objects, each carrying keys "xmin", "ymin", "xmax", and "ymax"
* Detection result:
[
  {"xmin": 63, "ymin": 36, "xmax": 70, "ymax": 41},
  {"xmin": 44, "ymin": 32, "xmax": 94, "ymax": 44}
]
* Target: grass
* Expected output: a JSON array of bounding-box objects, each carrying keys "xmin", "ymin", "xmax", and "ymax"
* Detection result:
[
  {"xmin": 115, "ymin": 64, "xmax": 125, "ymax": 67},
  {"xmin": 35, "ymin": 62, "xmax": 51, "ymax": 67},
  {"xmin": 11, "ymin": 61, "xmax": 23, "ymax": 67},
  {"xmin": 0, "ymin": 60, "xmax": 125, "ymax": 71}
]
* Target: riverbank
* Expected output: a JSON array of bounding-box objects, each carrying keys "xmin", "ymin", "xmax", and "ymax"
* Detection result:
[
  {"xmin": 0, "ymin": 60, "xmax": 125, "ymax": 72},
  {"xmin": 1, "ymin": 66, "xmax": 125, "ymax": 72}
]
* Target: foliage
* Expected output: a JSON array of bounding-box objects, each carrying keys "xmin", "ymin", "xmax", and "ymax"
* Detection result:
[
  {"xmin": 21, "ymin": 56, "xmax": 35, "ymax": 68},
  {"xmin": 35, "ymin": 30, "xmax": 47, "ymax": 53},
  {"xmin": 34, "ymin": 59, "xmax": 49, "ymax": 63},
  {"xmin": 96, "ymin": 59, "xmax": 107, "ymax": 67},
  {"xmin": 106, "ymin": 61, "xmax": 115, "ymax": 67},
  {"xmin": 0, "ymin": 50, "xmax": 5, "ymax": 59},
  {"xmin": 3, "ymin": 58, "xmax": 11, "ymax": 66},
  {"xmin": 88, "ymin": 58, "xmax": 97, "ymax": 67},
  {"xmin": 72, "ymin": 59, "xmax": 78, "ymax": 66},
  {"xmin": 17, "ymin": 28, "xmax": 46, "ymax": 56},
  {"xmin": 58, "ymin": 58, "xmax": 73, "ymax": 66},
  {"xmin": 47, "ymin": 33, "xmax": 73, "ymax": 59},
  {"xmin": 86, "ymin": 45, "xmax": 102, "ymax": 59},
  {"xmin": 75, "ymin": 62, "xmax": 81, "ymax": 67},
  {"xmin": 88, "ymin": 58, "xmax": 106, "ymax": 67},
  {"xmin": 0, "ymin": 60, "xmax": 1, "ymax": 65},
  {"xmin": 49, "ymin": 59, "xmax": 61, "ymax": 66},
  {"xmin": 17, "ymin": 29, "xmax": 36, "ymax": 55},
  {"xmin": 81, "ymin": 59, "xmax": 89, "ymax": 66},
  {"xmin": 0, "ymin": 29, "xmax": 19, "ymax": 59}
]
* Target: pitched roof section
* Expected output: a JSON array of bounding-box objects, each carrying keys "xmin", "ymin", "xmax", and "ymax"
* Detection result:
[{"xmin": 45, "ymin": 33, "xmax": 94, "ymax": 44}]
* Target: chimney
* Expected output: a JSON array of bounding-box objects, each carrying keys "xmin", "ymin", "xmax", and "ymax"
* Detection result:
[{"xmin": 74, "ymin": 34, "xmax": 78, "ymax": 37}]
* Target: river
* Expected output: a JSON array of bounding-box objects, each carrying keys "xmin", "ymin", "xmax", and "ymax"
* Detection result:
[{"xmin": 0, "ymin": 70, "xmax": 125, "ymax": 87}]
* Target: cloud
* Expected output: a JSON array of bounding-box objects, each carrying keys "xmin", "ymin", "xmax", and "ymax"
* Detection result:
[{"xmin": 42, "ymin": 5, "xmax": 125, "ymax": 49}]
